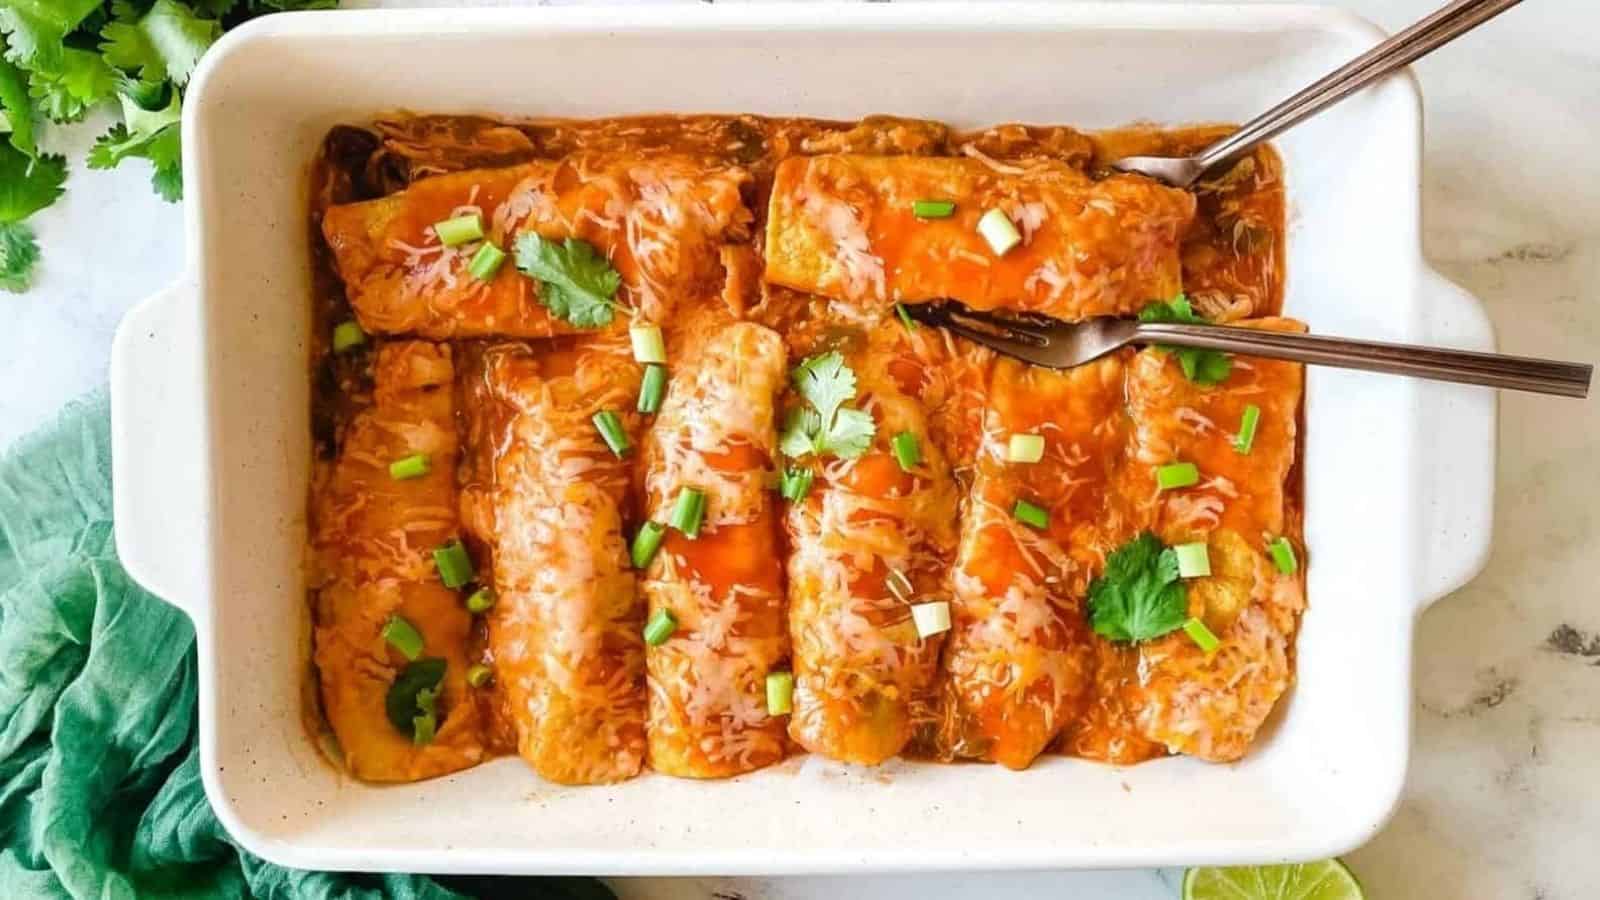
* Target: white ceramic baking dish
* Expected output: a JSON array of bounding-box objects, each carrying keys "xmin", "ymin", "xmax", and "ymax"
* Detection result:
[{"xmin": 108, "ymin": 2, "xmax": 1497, "ymax": 876}]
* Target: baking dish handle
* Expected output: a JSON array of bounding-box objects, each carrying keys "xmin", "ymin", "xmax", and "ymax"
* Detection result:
[
  {"xmin": 1412, "ymin": 266, "xmax": 1498, "ymax": 611},
  {"xmin": 111, "ymin": 278, "xmax": 208, "ymax": 620}
]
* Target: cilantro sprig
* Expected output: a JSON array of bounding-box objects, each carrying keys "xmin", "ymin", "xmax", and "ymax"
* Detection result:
[
  {"xmin": 778, "ymin": 351, "xmax": 876, "ymax": 461},
  {"xmin": 512, "ymin": 232, "xmax": 625, "ymax": 329},
  {"xmin": 1086, "ymin": 532, "xmax": 1189, "ymax": 643},
  {"xmin": 0, "ymin": 0, "xmax": 335, "ymax": 293},
  {"xmin": 1139, "ymin": 294, "xmax": 1233, "ymax": 385}
]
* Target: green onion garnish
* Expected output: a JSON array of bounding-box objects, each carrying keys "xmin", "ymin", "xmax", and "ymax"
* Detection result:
[
  {"xmin": 911, "ymin": 600, "xmax": 952, "ymax": 638},
  {"xmin": 643, "ymin": 609, "xmax": 677, "ymax": 646},
  {"xmin": 1183, "ymin": 617, "xmax": 1221, "ymax": 653},
  {"xmin": 592, "ymin": 409, "xmax": 630, "ymax": 457},
  {"xmin": 412, "ymin": 710, "xmax": 437, "ymax": 746},
  {"xmin": 885, "ymin": 567, "xmax": 914, "ymax": 601},
  {"xmin": 912, "ymin": 199, "xmax": 956, "ymax": 219},
  {"xmin": 331, "ymin": 320, "xmax": 366, "ymax": 354},
  {"xmin": 381, "ymin": 615, "xmax": 425, "ymax": 661},
  {"xmin": 779, "ymin": 466, "xmax": 813, "ymax": 502},
  {"xmin": 630, "ymin": 521, "xmax": 666, "ymax": 570},
  {"xmin": 638, "ymin": 364, "xmax": 667, "ymax": 414},
  {"xmin": 1007, "ymin": 433, "xmax": 1045, "ymax": 464},
  {"xmin": 669, "ymin": 488, "xmax": 706, "ymax": 538},
  {"xmin": 895, "ymin": 302, "xmax": 917, "ymax": 332},
  {"xmin": 466, "ymin": 664, "xmax": 493, "ymax": 688},
  {"xmin": 1175, "ymin": 542, "xmax": 1211, "ymax": 578},
  {"xmin": 465, "ymin": 587, "xmax": 496, "ymax": 614},
  {"xmin": 1156, "ymin": 462, "xmax": 1200, "ymax": 491},
  {"xmin": 388, "ymin": 453, "xmax": 431, "ymax": 481},
  {"xmin": 432, "ymin": 540, "xmax": 475, "ymax": 589},
  {"xmin": 1269, "ymin": 536, "xmax": 1299, "ymax": 575},
  {"xmin": 977, "ymin": 208, "xmax": 1022, "ymax": 256},
  {"xmin": 630, "ymin": 325, "xmax": 667, "ymax": 364},
  {"xmin": 1013, "ymin": 499, "xmax": 1048, "ymax": 530},
  {"xmin": 891, "ymin": 431, "xmax": 921, "ymax": 471},
  {"xmin": 1234, "ymin": 404, "xmax": 1261, "ymax": 454},
  {"xmin": 766, "ymin": 671, "xmax": 795, "ymax": 715},
  {"xmin": 467, "ymin": 242, "xmax": 506, "ymax": 281},
  {"xmin": 432, "ymin": 213, "xmax": 484, "ymax": 247}
]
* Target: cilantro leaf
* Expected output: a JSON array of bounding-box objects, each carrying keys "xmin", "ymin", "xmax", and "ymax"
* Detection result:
[
  {"xmin": 25, "ymin": 46, "xmax": 117, "ymax": 123},
  {"xmin": 1087, "ymin": 532, "xmax": 1189, "ymax": 643},
  {"xmin": 512, "ymin": 232, "xmax": 622, "ymax": 329},
  {"xmin": 0, "ymin": 220, "xmax": 39, "ymax": 292},
  {"xmin": 100, "ymin": 0, "xmax": 221, "ymax": 87},
  {"xmin": 0, "ymin": 0, "xmax": 103, "ymax": 72},
  {"xmin": 824, "ymin": 407, "xmax": 876, "ymax": 459},
  {"xmin": 779, "ymin": 350, "xmax": 877, "ymax": 461},
  {"xmin": 0, "ymin": 48, "xmax": 35, "ymax": 156},
  {"xmin": 1139, "ymin": 294, "xmax": 1233, "ymax": 386},
  {"xmin": 0, "ymin": 143, "xmax": 64, "ymax": 222}
]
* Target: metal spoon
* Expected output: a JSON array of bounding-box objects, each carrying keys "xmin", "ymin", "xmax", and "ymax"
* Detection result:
[{"xmin": 1111, "ymin": 0, "xmax": 1527, "ymax": 187}]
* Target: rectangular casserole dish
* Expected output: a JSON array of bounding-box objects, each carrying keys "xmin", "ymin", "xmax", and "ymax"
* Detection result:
[{"xmin": 108, "ymin": 2, "xmax": 1497, "ymax": 875}]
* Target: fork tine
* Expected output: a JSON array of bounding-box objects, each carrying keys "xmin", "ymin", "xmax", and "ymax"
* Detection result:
[
  {"xmin": 907, "ymin": 302, "xmax": 1063, "ymax": 368},
  {"xmin": 909, "ymin": 302, "xmax": 1055, "ymax": 345}
]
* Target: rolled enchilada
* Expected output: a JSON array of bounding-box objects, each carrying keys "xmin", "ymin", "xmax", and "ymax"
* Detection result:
[
  {"xmin": 322, "ymin": 154, "xmax": 751, "ymax": 338},
  {"xmin": 484, "ymin": 337, "xmax": 649, "ymax": 784},
  {"xmin": 311, "ymin": 341, "xmax": 486, "ymax": 782},
  {"xmin": 763, "ymin": 154, "xmax": 1195, "ymax": 320},
  {"xmin": 640, "ymin": 321, "xmax": 791, "ymax": 777}
]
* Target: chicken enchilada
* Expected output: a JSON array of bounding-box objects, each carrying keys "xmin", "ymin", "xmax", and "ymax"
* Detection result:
[{"xmin": 308, "ymin": 114, "xmax": 1302, "ymax": 784}]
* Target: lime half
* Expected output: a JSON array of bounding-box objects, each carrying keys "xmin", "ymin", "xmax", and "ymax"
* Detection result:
[{"xmin": 1183, "ymin": 859, "xmax": 1364, "ymax": 900}]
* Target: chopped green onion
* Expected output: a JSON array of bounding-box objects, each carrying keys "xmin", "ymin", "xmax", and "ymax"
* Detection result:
[
  {"xmin": 432, "ymin": 540, "xmax": 475, "ymax": 588},
  {"xmin": 388, "ymin": 453, "xmax": 431, "ymax": 481},
  {"xmin": 1157, "ymin": 461, "xmax": 1200, "ymax": 491},
  {"xmin": 911, "ymin": 600, "xmax": 952, "ymax": 638},
  {"xmin": 1012, "ymin": 499, "xmax": 1049, "ymax": 530},
  {"xmin": 779, "ymin": 466, "xmax": 813, "ymax": 502},
  {"xmin": 467, "ymin": 242, "xmax": 506, "ymax": 280},
  {"xmin": 592, "ymin": 409, "xmax": 630, "ymax": 457},
  {"xmin": 895, "ymin": 302, "xmax": 918, "ymax": 332},
  {"xmin": 977, "ymin": 208, "xmax": 1022, "ymax": 256},
  {"xmin": 465, "ymin": 587, "xmax": 496, "ymax": 614},
  {"xmin": 466, "ymin": 664, "xmax": 494, "ymax": 688},
  {"xmin": 381, "ymin": 615, "xmax": 425, "ymax": 661},
  {"xmin": 1175, "ymin": 542, "xmax": 1212, "ymax": 578},
  {"xmin": 912, "ymin": 199, "xmax": 956, "ymax": 219},
  {"xmin": 891, "ymin": 431, "xmax": 921, "ymax": 471},
  {"xmin": 630, "ymin": 521, "xmax": 666, "ymax": 570},
  {"xmin": 432, "ymin": 213, "xmax": 484, "ymax": 246},
  {"xmin": 766, "ymin": 671, "xmax": 794, "ymax": 715},
  {"xmin": 637, "ymin": 364, "xmax": 667, "ymax": 414},
  {"xmin": 332, "ymin": 320, "xmax": 366, "ymax": 353},
  {"xmin": 412, "ymin": 710, "xmax": 437, "ymax": 746},
  {"xmin": 630, "ymin": 325, "xmax": 667, "ymax": 364},
  {"xmin": 1007, "ymin": 433, "xmax": 1045, "ymax": 464},
  {"xmin": 1234, "ymin": 404, "xmax": 1261, "ymax": 454},
  {"xmin": 1183, "ymin": 617, "xmax": 1221, "ymax": 653},
  {"xmin": 669, "ymin": 488, "xmax": 706, "ymax": 538},
  {"xmin": 643, "ymin": 609, "xmax": 677, "ymax": 646},
  {"xmin": 885, "ymin": 568, "xmax": 914, "ymax": 601},
  {"xmin": 1269, "ymin": 536, "xmax": 1299, "ymax": 575}
]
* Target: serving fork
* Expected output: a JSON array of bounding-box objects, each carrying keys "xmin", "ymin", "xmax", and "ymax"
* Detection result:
[
  {"xmin": 906, "ymin": 302, "xmax": 1592, "ymax": 398},
  {"xmin": 1111, "ymin": 0, "xmax": 1528, "ymax": 187}
]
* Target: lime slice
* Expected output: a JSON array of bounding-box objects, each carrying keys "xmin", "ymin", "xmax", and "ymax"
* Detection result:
[{"xmin": 1183, "ymin": 859, "xmax": 1364, "ymax": 900}]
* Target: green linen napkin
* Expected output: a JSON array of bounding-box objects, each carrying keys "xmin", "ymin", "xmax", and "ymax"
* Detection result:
[{"xmin": 0, "ymin": 392, "xmax": 612, "ymax": 900}]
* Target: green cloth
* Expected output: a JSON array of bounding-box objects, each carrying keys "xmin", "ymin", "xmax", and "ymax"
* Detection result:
[{"xmin": 0, "ymin": 392, "xmax": 613, "ymax": 900}]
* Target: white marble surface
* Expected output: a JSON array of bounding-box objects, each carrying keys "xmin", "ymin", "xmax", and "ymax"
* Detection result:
[{"xmin": 4, "ymin": 1, "xmax": 1597, "ymax": 898}]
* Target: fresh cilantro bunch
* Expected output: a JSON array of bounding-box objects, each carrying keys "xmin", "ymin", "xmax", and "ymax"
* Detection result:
[
  {"xmin": 1087, "ymin": 532, "xmax": 1189, "ymax": 643},
  {"xmin": 513, "ymin": 232, "xmax": 624, "ymax": 329},
  {"xmin": 1138, "ymin": 294, "xmax": 1233, "ymax": 385},
  {"xmin": 778, "ymin": 351, "xmax": 876, "ymax": 460},
  {"xmin": 0, "ymin": 0, "xmax": 336, "ymax": 292}
]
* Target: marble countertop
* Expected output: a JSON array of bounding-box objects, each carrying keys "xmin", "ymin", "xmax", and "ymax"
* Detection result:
[{"xmin": 4, "ymin": 1, "xmax": 1595, "ymax": 897}]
